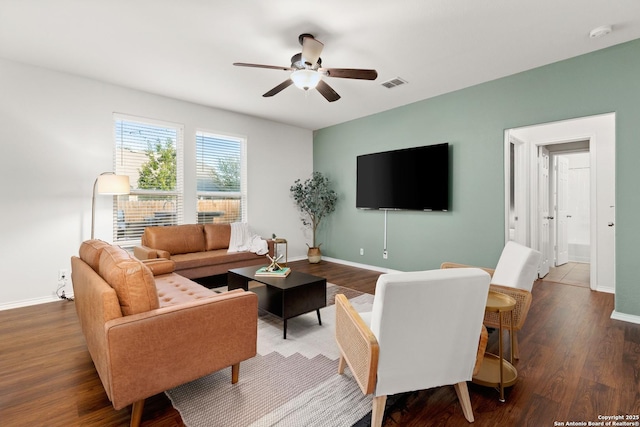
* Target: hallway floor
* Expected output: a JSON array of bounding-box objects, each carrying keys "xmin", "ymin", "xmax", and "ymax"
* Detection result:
[{"xmin": 546, "ymin": 261, "xmax": 590, "ymax": 288}]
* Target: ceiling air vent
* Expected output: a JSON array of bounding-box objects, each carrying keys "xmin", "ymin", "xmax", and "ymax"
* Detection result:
[{"xmin": 381, "ymin": 77, "xmax": 408, "ymax": 89}]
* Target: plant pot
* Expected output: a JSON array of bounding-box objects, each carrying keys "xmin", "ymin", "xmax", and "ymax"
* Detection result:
[{"xmin": 307, "ymin": 246, "xmax": 322, "ymax": 264}]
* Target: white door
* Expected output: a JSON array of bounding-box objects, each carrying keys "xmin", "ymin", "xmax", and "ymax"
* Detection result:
[
  {"xmin": 538, "ymin": 146, "xmax": 551, "ymax": 277},
  {"xmin": 595, "ymin": 128, "xmax": 616, "ymax": 292},
  {"xmin": 555, "ymin": 155, "xmax": 569, "ymax": 266}
]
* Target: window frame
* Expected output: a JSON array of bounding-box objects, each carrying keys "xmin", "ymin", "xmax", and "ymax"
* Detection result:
[
  {"xmin": 113, "ymin": 113, "xmax": 184, "ymax": 246},
  {"xmin": 195, "ymin": 130, "xmax": 247, "ymax": 225}
]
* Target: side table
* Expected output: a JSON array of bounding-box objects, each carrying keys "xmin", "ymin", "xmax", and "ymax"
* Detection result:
[
  {"xmin": 273, "ymin": 238, "xmax": 288, "ymax": 265},
  {"xmin": 472, "ymin": 290, "xmax": 517, "ymax": 402}
]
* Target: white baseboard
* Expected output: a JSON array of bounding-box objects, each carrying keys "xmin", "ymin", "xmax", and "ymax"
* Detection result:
[
  {"xmin": 0, "ymin": 295, "xmax": 60, "ymax": 311},
  {"xmin": 595, "ymin": 285, "xmax": 615, "ymax": 294},
  {"xmin": 322, "ymin": 256, "xmax": 400, "ymax": 274},
  {"xmin": 611, "ymin": 310, "xmax": 640, "ymax": 325}
]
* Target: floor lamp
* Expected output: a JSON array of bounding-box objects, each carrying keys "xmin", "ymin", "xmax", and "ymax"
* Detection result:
[{"xmin": 91, "ymin": 172, "xmax": 130, "ymax": 239}]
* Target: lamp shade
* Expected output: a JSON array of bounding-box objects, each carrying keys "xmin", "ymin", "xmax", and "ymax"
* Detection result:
[
  {"xmin": 91, "ymin": 172, "xmax": 130, "ymax": 239},
  {"xmin": 96, "ymin": 174, "xmax": 130, "ymax": 195},
  {"xmin": 290, "ymin": 69, "xmax": 322, "ymax": 91}
]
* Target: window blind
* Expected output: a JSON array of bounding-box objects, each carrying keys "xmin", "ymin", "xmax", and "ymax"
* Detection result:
[
  {"xmin": 196, "ymin": 131, "xmax": 246, "ymax": 224},
  {"xmin": 113, "ymin": 115, "xmax": 184, "ymax": 245}
]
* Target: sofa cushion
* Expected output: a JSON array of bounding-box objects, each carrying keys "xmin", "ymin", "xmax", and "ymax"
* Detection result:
[
  {"xmin": 142, "ymin": 224, "xmax": 206, "ymax": 255},
  {"xmin": 98, "ymin": 245, "xmax": 160, "ymax": 315},
  {"xmin": 171, "ymin": 249, "xmax": 264, "ymax": 271},
  {"xmin": 79, "ymin": 239, "xmax": 111, "ymax": 272},
  {"xmin": 155, "ymin": 273, "xmax": 217, "ymax": 307},
  {"xmin": 204, "ymin": 223, "xmax": 231, "ymax": 251}
]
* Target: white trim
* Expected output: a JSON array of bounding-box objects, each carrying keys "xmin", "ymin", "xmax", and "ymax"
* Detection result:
[
  {"xmin": 0, "ymin": 295, "xmax": 62, "ymax": 311},
  {"xmin": 285, "ymin": 255, "xmax": 311, "ymax": 264},
  {"xmin": 504, "ymin": 133, "xmax": 529, "ymax": 246},
  {"xmin": 322, "ymin": 256, "xmax": 401, "ymax": 273},
  {"xmin": 113, "ymin": 112, "xmax": 184, "ymax": 129},
  {"xmin": 288, "ymin": 254, "xmax": 398, "ymax": 273},
  {"xmin": 611, "ymin": 310, "xmax": 640, "ymax": 325},
  {"xmin": 596, "ymin": 285, "xmax": 615, "ymax": 294}
]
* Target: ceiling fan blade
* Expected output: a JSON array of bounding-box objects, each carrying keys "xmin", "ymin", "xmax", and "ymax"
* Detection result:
[
  {"xmin": 316, "ymin": 80, "xmax": 341, "ymax": 102},
  {"xmin": 320, "ymin": 68, "xmax": 378, "ymax": 80},
  {"xmin": 263, "ymin": 79, "xmax": 294, "ymax": 97},
  {"xmin": 301, "ymin": 36, "xmax": 324, "ymax": 66},
  {"xmin": 234, "ymin": 62, "xmax": 293, "ymax": 72}
]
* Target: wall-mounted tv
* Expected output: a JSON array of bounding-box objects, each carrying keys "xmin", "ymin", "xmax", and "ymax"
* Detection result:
[{"xmin": 356, "ymin": 143, "xmax": 449, "ymax": 211}]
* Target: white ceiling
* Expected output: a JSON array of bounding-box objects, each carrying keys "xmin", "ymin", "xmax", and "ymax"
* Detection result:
[{"xmin": 1, "ymin": 0, "xmax": 639, "ymax": 130}]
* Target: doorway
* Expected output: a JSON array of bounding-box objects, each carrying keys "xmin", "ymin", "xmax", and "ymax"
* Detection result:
[
  {"xmin": 504, "ymin": 113, "xmax": 615, "ymax": 293},
  {"xmin": 548, "ymin": 149, "xmax": 591, "ymax": 288},
  {"xmin": 551, "ymin": 150, "xmax": 591, "ymax": 264}
]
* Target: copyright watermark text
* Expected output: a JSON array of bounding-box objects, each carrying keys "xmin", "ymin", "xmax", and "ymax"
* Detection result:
[{"xmin": 554, "ymin": 415, "xmax": 640, "ymax": 426}]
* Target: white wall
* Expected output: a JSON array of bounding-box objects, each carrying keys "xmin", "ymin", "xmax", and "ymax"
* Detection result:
[{"xmin": 0, "ymin": 58, "xmax": 313, "ymax": 309}]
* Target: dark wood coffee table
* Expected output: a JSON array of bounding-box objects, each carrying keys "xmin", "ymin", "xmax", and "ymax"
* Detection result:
[{"xmin": 228, "ymin": 266, "xmax": 327, "ymax": 339}]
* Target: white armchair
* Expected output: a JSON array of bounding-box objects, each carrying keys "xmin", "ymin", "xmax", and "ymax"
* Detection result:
[
  {"xmin": 335, "ymin": 268, "xmax": 491, "ymax": 426},
  {"xmin": 491, "ymin": 241, "xmax": 541, "ymax": 292},
  {"xmin": 441, "ymin": 240, "xmax": 542, "ymax": 359}
]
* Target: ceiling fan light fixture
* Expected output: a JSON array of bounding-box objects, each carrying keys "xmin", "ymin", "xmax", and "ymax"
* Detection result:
[
  {"xmin": 290, "ymin": 69, "xmax": 322, "ymax": 91},
  {"xmin": 234, "ymin": 34, "xmax": 377, "ymax": 101}
]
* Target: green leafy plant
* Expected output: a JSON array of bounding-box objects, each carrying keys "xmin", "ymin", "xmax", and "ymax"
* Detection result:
[
  {"xmin": 138, "ymin": 138, "xmax": 176, "ymax": 190},
  {"xmin": 290, "ymin": 172, "xmax": 338, "ymax": 248},
  {"xmin": 210, "ymin": 157, "xmax": 240, "ymax": 191}
]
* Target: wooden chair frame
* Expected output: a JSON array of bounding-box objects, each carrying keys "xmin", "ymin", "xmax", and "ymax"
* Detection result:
[
  {"xmin": 441, "ymin": 262, "xmax": 533, "ymax": 359},
  {"xmin": 335, "ymin": 294, "xmax": 487, "ymax": 426}
]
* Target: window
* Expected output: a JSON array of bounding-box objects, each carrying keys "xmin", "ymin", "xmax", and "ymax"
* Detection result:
[
  {"xmin": 196, "ymin": 131, "xmax": 246, "ymax": 224},
  {"xmin": 113, "ymin": 115, "xmax": 184, "ymax": 245}
]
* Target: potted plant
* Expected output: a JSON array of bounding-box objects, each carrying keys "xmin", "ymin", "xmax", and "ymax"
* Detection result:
[{"xmin": 290, "ymin": 172, "xmax": 338, "ymax": 263}]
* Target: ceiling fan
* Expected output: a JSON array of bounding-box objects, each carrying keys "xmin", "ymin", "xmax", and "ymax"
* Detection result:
[{"xmin": 233, "ymin": 33, "xmax": 378, "ymax": 102}]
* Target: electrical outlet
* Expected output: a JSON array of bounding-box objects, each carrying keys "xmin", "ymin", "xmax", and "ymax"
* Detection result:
[
  {"xmin": 58, "ymin": 269, "xmax": 69, "ymax": 282},
  {"xmin": 360, "ymin": 248, "xmax": 364, "ymax": 256},
  {"xmin": 383, "ymin": 250, "xmax": 388, "ymax": 259}
]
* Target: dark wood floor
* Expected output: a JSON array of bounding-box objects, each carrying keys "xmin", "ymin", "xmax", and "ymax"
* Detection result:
[{"xmin": 1, "ymin": 260, "xmax": 638, "ymax": 426}]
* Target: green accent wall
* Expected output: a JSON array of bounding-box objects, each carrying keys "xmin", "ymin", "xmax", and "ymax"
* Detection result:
[{"xmin": 313, "ymin": 38, "xmax": 640, "ymax": 317}]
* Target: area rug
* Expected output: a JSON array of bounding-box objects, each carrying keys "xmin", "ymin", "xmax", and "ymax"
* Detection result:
[{"xmin": 165, "ymin": 284, "xmax": 375, "ymax": 427}]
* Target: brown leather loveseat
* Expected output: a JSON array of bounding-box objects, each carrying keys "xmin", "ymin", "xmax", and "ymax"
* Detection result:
[
  {"xmin": 71, "ymin": 239, "xmax": 258, "ymax": 427},
  {"xmin": 133, "ymin": 223, "xmax": 274, "ymax": 279}
]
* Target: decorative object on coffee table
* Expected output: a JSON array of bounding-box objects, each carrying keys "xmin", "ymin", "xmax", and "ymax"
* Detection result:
[
  {"xmin": 255, "ymin": 255, "xmax": 290, "ymax": 277},
  {"xmin": 265, "ymin": 253, "xmax": 284, "ymax": 272},
  {"xmin": 290, "ymin": 172, "xmax": 338, "ymax": 263},
  {"xmin": 255, "ymin": 266, "xmax": 291, "ymax": 277}
]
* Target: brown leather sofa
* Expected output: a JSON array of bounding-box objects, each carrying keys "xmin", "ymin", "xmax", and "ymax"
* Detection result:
[
  {"xmin": 71, "ymin": 239, "xmax": 258, "ymax": 427},
  {"xmin": 133, "ymin": 223, "xmax": 274, "ymax": 279}
]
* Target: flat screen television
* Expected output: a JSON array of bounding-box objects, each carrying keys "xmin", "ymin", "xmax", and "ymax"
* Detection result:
[{"xmin": 356, "ymin": 143, "xmax": 449, "ymax": 211}]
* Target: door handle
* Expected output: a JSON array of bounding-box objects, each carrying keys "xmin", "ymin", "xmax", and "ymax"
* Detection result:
[
  {"xmin": 608, "ymin": 222, "xmax": 614, "ymax": 227},
  {"xmin": 545, "ymin": 216, "xmax": 554, "ymax": 220}
]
